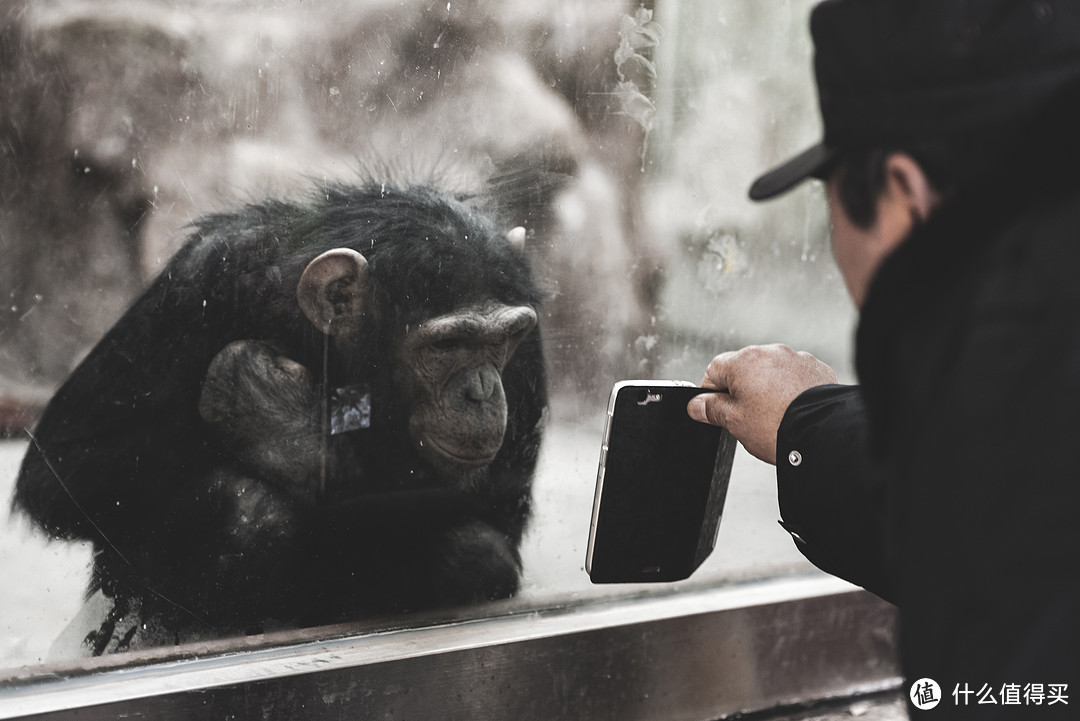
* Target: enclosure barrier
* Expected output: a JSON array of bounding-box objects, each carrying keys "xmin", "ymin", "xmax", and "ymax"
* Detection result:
[{"xmin": 0, "ymin": 575, "xmax": 899, "ymax": 720}]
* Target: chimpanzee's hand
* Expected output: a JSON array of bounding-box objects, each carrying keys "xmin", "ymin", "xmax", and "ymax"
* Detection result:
[
  {"xmin": 686, "ymin": 344, "xmax": 837, "ymax": 464},
  {"xmin": 199, "ymin": 340, "xmax": 323, "ymax": 504},
  {"xmin": 430, "ymin": 520, "xmax": 520, "ymax": 604}
]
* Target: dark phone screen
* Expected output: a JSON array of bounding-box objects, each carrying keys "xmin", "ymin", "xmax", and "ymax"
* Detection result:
[{"xmin": 588, "ymin": 385, "xmax": 735, "ymax": 583}]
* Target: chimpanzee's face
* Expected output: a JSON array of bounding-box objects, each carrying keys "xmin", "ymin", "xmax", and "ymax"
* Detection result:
[
  {"xmin": 395, "ymin": 302, "xmax": 537, "ymax": 481},
  {"xmin": 295, "ymin": 223, "xmax": 540, "ymax": 485}
]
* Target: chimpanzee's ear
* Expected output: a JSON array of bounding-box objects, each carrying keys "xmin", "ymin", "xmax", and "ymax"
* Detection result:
[{"xmin": 296, "ymin": 248, "xmax": 369, "ymax": 336}]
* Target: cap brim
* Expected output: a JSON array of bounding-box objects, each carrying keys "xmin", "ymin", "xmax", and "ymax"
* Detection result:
[{"xmin": 748, "ymin": 143, "xmax": 837, "ymax": 201}]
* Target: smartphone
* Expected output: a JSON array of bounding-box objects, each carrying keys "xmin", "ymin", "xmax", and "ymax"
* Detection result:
[{"xmin": 585, "ymin": 381, "xmax": 736, "ymax": 584}]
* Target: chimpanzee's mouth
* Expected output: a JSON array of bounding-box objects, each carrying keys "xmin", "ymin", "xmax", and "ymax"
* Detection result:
[{"xmin": 421, "ymin": 435, "xmax": 499, "ymax": 469}]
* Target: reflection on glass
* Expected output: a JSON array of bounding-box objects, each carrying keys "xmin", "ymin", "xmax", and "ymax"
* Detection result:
[{"xmin": 0, "ymin": 0, "xmax": 848, "ymax": 675}]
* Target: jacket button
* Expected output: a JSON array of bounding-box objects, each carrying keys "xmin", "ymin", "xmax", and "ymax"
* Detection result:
[{"xmin": 788, "ymin": 450, "xmax": 803, "ymax": 467}]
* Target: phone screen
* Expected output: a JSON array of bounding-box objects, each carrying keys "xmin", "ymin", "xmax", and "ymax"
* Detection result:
[{"xmin": 586, "ymin": 382, "xmax": 736, "ymax": 583}]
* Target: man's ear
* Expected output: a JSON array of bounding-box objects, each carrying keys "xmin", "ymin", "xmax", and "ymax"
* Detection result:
[
  {"xmin": 884, "ymin": 153, "xmax": 940, "ymax": 223},
  {"xmin": 296, "ymin": 248, "xmax": 369, "ymax": 336}
]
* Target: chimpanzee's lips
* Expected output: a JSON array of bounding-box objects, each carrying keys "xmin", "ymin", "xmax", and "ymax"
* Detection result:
[{"xmin": 421, "ymin": 435, "xmax": 499, "ymax": 468}]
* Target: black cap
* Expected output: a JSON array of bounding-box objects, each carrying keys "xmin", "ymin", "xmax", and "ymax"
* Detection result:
[{"xmin": 749, "ymin": 0, "xmax": 1080, "ymax": 201}]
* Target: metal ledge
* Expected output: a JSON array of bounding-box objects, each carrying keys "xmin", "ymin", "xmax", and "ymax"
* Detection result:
[{"xmin": 0, "ymin": 575, "xmax": 900, "ymax": 720}]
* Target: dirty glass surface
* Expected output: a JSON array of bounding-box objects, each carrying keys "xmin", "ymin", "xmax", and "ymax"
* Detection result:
[{"xmin": 0, "ymin": 0, "xmax": 853, "ymax": 674}]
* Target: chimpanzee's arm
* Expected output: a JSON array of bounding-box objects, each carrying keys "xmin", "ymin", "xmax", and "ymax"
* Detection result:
[{"xmin": 12, "ymin": 229, "xmax": 295, "ymax": 547}]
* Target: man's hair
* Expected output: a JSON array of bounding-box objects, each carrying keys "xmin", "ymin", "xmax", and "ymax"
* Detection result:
[
  {"xmin": 833, "ymin": 143, "xmax": 948, "ymax": 229},
  {"xmin": 832, "ymin": 129, "xmax": 1008, "ymax": 229}
]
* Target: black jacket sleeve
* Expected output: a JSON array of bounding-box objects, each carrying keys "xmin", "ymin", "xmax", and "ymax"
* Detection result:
[{"xmin": 775, "ymin": 384, "xmax": 896, "ymax": 604}]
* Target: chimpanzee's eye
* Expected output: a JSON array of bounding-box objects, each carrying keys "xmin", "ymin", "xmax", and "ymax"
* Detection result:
[{"xmin": 429, "ymin": 338, "xmax": 464, "ymax": 352}]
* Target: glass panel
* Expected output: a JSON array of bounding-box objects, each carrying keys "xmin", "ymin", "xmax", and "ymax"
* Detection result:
[{"xmin": 0, "ymin": 0, "xmax": 852, "ymax": 675}]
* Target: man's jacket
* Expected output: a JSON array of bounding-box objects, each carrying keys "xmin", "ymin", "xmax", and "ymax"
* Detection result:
[{"xmin": 775, "ymin": 90, "xmax": 1080, "ymax": 714}]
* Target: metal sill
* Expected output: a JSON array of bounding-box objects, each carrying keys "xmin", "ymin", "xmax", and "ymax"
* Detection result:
[{"xmin": 0, "ymin": 575, "xmax": 900, "ymax": 720}]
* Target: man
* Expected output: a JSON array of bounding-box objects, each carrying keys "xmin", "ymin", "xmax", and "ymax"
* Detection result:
[{"xmin": 687, "ymin": 0, "xmax": 1079, "ymax": 716}]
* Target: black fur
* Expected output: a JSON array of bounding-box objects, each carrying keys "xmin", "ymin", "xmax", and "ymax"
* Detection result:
[{"xmin": 13, "ymin": 182, "xmax": 547, "ymax": 640}]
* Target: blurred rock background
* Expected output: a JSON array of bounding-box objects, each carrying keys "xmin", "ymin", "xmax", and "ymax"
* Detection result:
[
  {"xmin": 0, "ymin": 0, "xmax": 853, "ymax": 428},
  {"xmin": 0, "ymin": 0, "xmax": 664, "ymax": 430}
]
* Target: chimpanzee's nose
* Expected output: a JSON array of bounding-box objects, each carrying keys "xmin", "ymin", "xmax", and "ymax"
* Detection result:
[{"xmin": 465, "ymin": 364, "xmax": 500, "ymax": 401}]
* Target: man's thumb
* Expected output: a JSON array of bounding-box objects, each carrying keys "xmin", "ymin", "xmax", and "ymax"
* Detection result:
[{"xmin": 687, "ymin": 392, "xmax": 728, "ymax": 426}]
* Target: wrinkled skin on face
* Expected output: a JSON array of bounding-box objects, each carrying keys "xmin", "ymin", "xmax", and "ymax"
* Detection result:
[{"xmin": 396, "ymin": 302, "xmax": 538, "ymax": 482}]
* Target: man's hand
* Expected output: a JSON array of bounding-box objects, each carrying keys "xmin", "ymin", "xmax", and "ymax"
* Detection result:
[{"xmin": 687, "ymin": 344, "xmax": 838, "ymax": 464}]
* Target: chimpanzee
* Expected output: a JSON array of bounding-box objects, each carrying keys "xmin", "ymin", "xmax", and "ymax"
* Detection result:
[{"xmin": 12, "ymin": 182, "xmax": 547, "ymax": 653}]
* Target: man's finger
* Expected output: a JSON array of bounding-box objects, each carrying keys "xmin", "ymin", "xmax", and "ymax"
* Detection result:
[{"xmin": 701, "ymin": 351, "xmax": 737, "ymax": 390}]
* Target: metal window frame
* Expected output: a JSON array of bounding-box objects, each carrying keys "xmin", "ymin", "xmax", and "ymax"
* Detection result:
[{"xmin": 0, "ymin": 575, "xmax": 899, "ymax": 720}]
